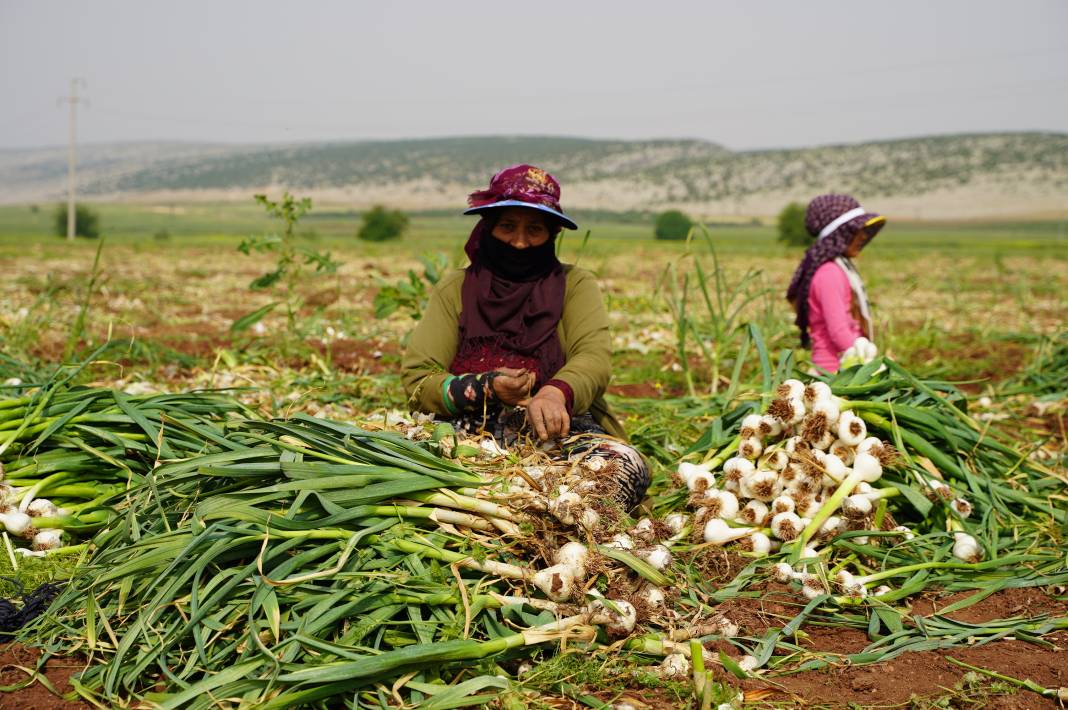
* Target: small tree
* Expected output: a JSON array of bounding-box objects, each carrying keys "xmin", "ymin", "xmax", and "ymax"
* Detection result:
[
  {"xmin": 654, "ymin": 210, "xmax": 693, "ymax": 240},
  {"xmin": 54, "ymin": 204, "xmax": 101, "ymax": 238},
  {"xmin": 776, "ymin": 202, "xmax": 809, "ymax": 246},
  {"xmin": 358, "ymin": 205, "xmax": 409, "ymax": 242},
  {"xmin": 233, "ymin": 192, "xmax": 341, "ymax": 347}
]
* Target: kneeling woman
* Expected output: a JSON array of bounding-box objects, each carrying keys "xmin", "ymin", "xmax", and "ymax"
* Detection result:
[{"xmin": 401, "ymin": 164, "xmax": 649, "ymax": 510}]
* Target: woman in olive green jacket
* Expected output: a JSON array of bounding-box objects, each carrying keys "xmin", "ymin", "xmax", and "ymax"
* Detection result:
[{"xmin": 401, "ymin": 164, "xmax": 649, "ymax": 509}]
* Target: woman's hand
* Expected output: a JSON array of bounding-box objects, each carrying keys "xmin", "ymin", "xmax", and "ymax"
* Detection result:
[
  {"xmin": 492, "ymin": 368, "xmax": 535, "ymax": 406},
  {"xmin": 521, "ymin": 385, "xmax": 570, "ymax": 441}
]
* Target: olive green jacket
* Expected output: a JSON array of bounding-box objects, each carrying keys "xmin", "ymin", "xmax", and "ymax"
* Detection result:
[{"xmin": 401, "ymin": 265, "xmax": 626, "ymax": 440}]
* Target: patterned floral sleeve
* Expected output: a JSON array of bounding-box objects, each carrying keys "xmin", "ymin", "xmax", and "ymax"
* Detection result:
[{"xmin": 443, "ymin": 372, "xmax": 500, "ymax": 416}]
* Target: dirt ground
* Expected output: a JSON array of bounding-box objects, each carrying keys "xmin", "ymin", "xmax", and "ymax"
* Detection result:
[
  {"xmin": 0, "ymin": 645, "xmax": 87, "ymax": 709},
  {"xmin": 3, "ymin": 587, "xmax": 1063, "ymax": 708},
  {"xmin": 717, "ymin": 586, "xmax": 1068, "ymax": 708}
]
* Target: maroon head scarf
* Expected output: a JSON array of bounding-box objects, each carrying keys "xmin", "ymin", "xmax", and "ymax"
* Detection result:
[
  {"xmin": 450, "ymin": 167, "xmax": 570, "ymax": 385},
  {"xmin": 786, "ymin": 194, "xmax": 884, "ymax": 348}
]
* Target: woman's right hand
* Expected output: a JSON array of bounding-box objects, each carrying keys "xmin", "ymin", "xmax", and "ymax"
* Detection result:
[{"xmin": 492, "ymin": 368, "xmax": 536, "ymax": 406}]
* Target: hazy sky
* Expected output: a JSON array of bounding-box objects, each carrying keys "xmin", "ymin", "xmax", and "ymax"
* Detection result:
[{"xmin": 2, "ymin": 0, "xmax": 1066, "ymax": 150}]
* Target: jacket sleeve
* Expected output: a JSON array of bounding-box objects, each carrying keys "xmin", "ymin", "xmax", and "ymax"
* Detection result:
[
  {"xmin": 550, "ymin": 268, "xmax": 612, "ymax": 415},
  {"xmin": 810, "ymin": 263, "xmax": 862, "ymax": 354},
  {"xmin": 400, "ymin": 270, "xmax": 465, "ymax": 415}
]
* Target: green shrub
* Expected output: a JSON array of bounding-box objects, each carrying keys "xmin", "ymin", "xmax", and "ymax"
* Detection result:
[
  {"xmin": 776, "ymin": 202, "xmax": 809, "ymax": 246},
  {"xmin": 358, "ymin": 206, "xmax": 409, "ymax": 242},
  {"xmin": 654, "ymin": 210, "xmax": 693, "ymax": 240},
  {"xmin": 53, "ymin": 203, "xmax": 101, "ymax": 238}
]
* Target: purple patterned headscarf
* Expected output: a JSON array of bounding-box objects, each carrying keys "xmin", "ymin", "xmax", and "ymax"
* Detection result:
[
  {"xmin": 786, "ymin": 194, "xmax": 884, "ymax": 347},
  {"xmin": 467, "ymin": 164, "xmax": 564, "ymax": 212}
]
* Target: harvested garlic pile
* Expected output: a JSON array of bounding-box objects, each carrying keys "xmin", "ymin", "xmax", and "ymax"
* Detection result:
[{"xmin": 674, "ymin": 379, "xmax": 979, "ymax": 599}]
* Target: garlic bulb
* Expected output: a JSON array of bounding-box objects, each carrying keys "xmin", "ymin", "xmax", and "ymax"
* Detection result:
[
  {"xmin": 762, "ymin": 449, "xmax": 789, "ymax": 472},
  {"xmin": 950, "ymin": 498, "xmax": 973, "ymax": 518},
  {"xmin": 770, "ymin": 495, "xmax": 795, "ymax": 515},
  {"xmin": 771, "ymin": 562, "xmax": 796, "ymax": 584},
  {"xmin": 856, "ymin": 436, "xmax": 883, "ymax": 456},
  {"xmin": 738, "ymin": 436, "xmax": 763, "ymax": 460},
  {"xmin": 837, "ymin": 412, "xmax": 867, "ymax": 446},
  {"xmin": 640, "ymin": 545, "xmax": 672, "ymax": 571},
  {"xmin": 26, "ymin": 498, "xmax": 59, "ymax": 518},
  {"xmin": 759, "ymin": 415, "xmax": 783, "ymax": 438},
  {"xmin": 813, "ymin": 430, "xmax": 836, "ymax": 451},
  {"xmin": 702, "ymin": 489, "xmax": 739, "ymax": 520},
  {"xmin": 738, "ymin": 655, "xmax": 761, "ymax": 672},
  {"xmin": 852, "ymin": 452, "xmax": 883, "ymax": 482},
  {"xmin": 578, "ymin": 507, "xmax": 601, "ymax": 530},
  {"xmin": 703, "ymin": 519, "xmax": 754, "ymax": 545},
  {"xmin": 743, "ymin": 470, "xmax": 779, "ymax": 502},
  {"xmin": 770, "ymin": 512, "xmax": 803, "ymax": 541},
  {"xmin": 739, "ymin": 499, "xmax": 769, "ymax": 527},
  {"xmin": 803, "ymin": 381, "xmax": 832, "ymax": 406},
  {"xmin": 798, "ymin": 573, "xmax": 828, "ymax": 599},
  {"xmin": 607, "ymin": 533, "xmax": 635, "ymax": 551},
  {"xmin": 664, "ymin": 513, "xmax": 688, "ymax": 536},
  {"xmin": 778, "ymin": 379, "xmax": 805, "ymax": 400},
  {"xmin": 822, "ymin": 454, "xmax": 849, "ymax": 482},
  {"xmin": 740, "ymin": 414, "xmax": 764, "ymax": 437},
  {"xmin": 893, "ymin": 525, "xmax": 915, "ymax": 541},
  {"xmin": 677, "ymin": 461, "xmax": 713, "ymax": 487},
  {"xmin": 0, "ymin": 509, "xmax": 32, "ymax": 536},
  {"xmin": 548, "ymin": 491, "xmax": 583, "ymax": 525},
  {"xmin": 631, "ymin": 517, "xmax": 657, "ymax": 541},
  {"xmin": 817, "ymin": 516, "xmax": 844, "ymax": 541},
  {"xmin": 742, "ymin": 531, "xmax": 771, "ymax": 556},
  {"xmin": 841, "ymin": 494, "xmax": 873, "ymax": 519},
  {"xmin": 952, "ymin": 532, "xmax": 982, "ymax": 563},
  {"xmin": 32, "ymin": 528, "xmax": 63, "ymax": 551},
  {"xmin": 638, "ymin": 583, "xmax": 667, "ymax": 608},
  {"xmin": 723, "ymin": 457, "xmax": 755, "ymax": 480},
  {"xmin": 810, "ymin": 396, "xmax": 840, "ymax": 423},
  {"xmin": 532, "ymin": 564, "xmax": 575, "ymax": 601},
  {"xmin": 554, "ymin": 542, "xmax": 589, "ymax": 580},
  {"xmin": 686, "ymin": 470, "xmax": 716, "ymax": 494},
  {"xmin": 659, "ymin": 653, "xmax": 689, "ymax": 679},
  {"xmin": 589, "ymin": 598, "xmax": 637, "ymax": 636},
  {"xmin": 829, "ymin": 439, "xmax": 856, "ymax": 464}
]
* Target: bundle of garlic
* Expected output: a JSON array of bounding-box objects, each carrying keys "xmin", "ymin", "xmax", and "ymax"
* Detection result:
[
  {"xmin": 672, "ymin": 352, "xmax": 1068, "ymax": 612},
  {"xmin": 676, "ymin": 380, "xmax": 904, "ymax": 551},
  {"xmin": 672, "ymin": 377, "xmax": 1000, "ymax": 601}
]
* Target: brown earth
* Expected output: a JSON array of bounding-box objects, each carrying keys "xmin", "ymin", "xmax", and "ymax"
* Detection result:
[
  {"xmin": 719, "ymin": 586, "xmax": 1068, "ymax": 708},
  {"xmin": 0, "ymin": 645, "xmax": 88, "ymax": 709},
  {"xmin": 909, "ymin": 331, "xmax": 1033, "ymax": 394},
  {"xmin": 608, "ymin": 382, "xmax": 663, "ymax": 398},
  {"xmin": 1, "ymin": 588, "xmax": 1064, "ymax": 708}
]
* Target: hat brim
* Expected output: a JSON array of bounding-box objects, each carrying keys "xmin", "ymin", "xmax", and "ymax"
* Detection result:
[
  {"xmin": 863, "ymin": 215, "xmax": 886, "ymax": 235},
  {"xmin": 463, "ymin": 200, "xmax": 578, "ymax": 230}
]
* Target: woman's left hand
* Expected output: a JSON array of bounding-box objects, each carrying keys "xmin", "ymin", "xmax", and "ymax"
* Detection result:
[{"xmin": 520, "ymin": 385, "xmax": 570, "ymax": 441}]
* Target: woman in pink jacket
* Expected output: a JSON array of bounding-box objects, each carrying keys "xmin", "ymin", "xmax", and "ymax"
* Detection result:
[{"xmin": 786, "ymin": 194, "xmax": 887, "ymax": 373}]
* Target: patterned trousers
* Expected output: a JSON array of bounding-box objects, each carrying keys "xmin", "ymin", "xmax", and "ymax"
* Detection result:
[{"xmin": 452, "ymin": 408, "xmax": 650, "ymax": 510}]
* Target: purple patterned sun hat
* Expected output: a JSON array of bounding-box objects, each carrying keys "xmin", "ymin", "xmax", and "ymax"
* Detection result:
[
  {"xmin": 463, "ymin": 164, "xmax": 578, "ymax": 230},
  {"xmin": 805, "ymin": 194, "xmax": 885, "ymax": 242}
]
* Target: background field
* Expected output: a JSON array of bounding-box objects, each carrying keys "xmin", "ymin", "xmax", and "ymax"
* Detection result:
[
  {"xmin": 1, "ymin": 201, "xmax": 1066, "ymax": 707},
  {"xmin": 2, "ymin": 201, "xmax": 1066, "ymax": 387}
]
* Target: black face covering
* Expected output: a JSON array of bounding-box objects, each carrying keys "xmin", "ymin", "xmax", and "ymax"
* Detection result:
[{"xmin": 478, "ymin": 232, "xmax": 559, "ymax": 282}]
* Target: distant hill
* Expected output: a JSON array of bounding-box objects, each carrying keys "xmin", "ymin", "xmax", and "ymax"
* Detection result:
[{"xmin": 2, "ymin": 133, "xmax": 1066, "ymax": 218}]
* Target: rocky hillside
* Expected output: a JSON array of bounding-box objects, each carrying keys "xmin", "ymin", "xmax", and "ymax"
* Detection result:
[{"xmin": 2, "ymin": 132, "xmax": 1065, "ymax": 218}]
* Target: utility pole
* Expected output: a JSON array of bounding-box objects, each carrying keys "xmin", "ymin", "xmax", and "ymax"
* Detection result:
[{"xmin": 59, "ymin": 78, "xmax": 87, "ymax": 241}]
